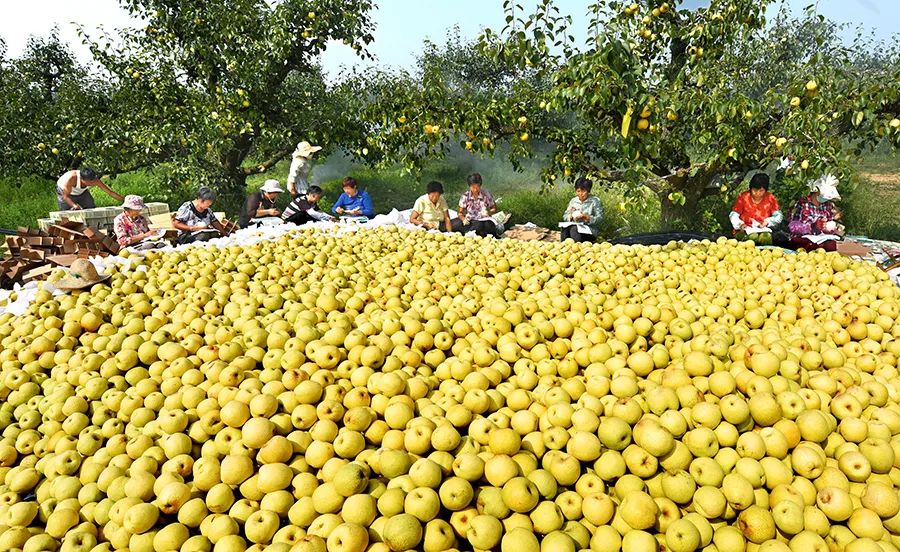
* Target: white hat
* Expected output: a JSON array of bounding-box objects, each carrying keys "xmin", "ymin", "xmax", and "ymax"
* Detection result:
[
  {"xmin": 810, "ymin": 174, "xmax": 841, "ymax": 201},
  {"xmin": 293, "ymin": 141, "xmax": 322, "ymax": 158},
  {"xmin": 261, "ymin": 179, "xmax": 284, "ymax": 194}
]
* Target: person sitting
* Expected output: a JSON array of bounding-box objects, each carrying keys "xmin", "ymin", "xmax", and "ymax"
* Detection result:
[
  {"xmin": 560, "ymin": 177, "xmax": 603, "ymax": 243},
  {"xmin": 239, "ymin": 179, "xmax": 284, "ymax": 228},
  {"xmin": 331, "ymin": 177, "xmax": 374, "ymax": 219},
  {"xmin": 410, "ymin": 181, "xmax": 453, "ymax": 232},
  {"xmin": 56, "ymin": 167, "xmax": 124, "ymax": 211},
  {"xmin": 282, "ymin": 185, "xmax": 334, "ymax": 225},
  {"xmin": 287, "ymin": 141, "xmax": 322, "ymax": 197},
  {"xmin": 113, "ymin": 195, "xmax": 155, "ymax": 246},
  {"xmin": 729, "ymin": 173, "xmax": 783, "ymax": 245},
  {"xmin": 788, "ymin": 174, "xmax": 844, "ymax": 252},
  {"xmin": 172, "ymin": 186, "xmax": 229, "ymax": 244},
  {"xmin": 453, "ymin": 173, "xmax": 498, "ymax": 237}
]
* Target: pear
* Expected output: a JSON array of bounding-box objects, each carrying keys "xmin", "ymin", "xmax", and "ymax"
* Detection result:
[
  {"xmin": 501, "ymin": 526, "xmax": 540, "ymax": 552},
  {"xmin": 383, "ymin": 514, "xmax": 423, "ymax": 551}
]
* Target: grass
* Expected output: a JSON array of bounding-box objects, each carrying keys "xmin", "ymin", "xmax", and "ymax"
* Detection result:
[
  {"xmin": 1, "ymin": 148, "xmax": 896, "ymax": 240},
  {"xmin": 0, "ymin": 171, "xmax": 168, "ymax": 230},
  {"xmin": 843, "ymin": 150, "xmax": 900, "ymax": 241}
]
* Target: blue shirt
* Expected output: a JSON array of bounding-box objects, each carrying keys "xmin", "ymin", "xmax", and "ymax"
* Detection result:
[{"xmin": 331, "ymin": 190, "xmax": 374, "ymax": 218}]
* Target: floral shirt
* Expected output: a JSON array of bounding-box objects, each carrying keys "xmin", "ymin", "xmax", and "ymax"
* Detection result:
[
  {"xmin": 789, "ymin": 194, "xmax": 838, "ymax": 236},
  {"xmin": 113, "ymin": 213, "xmax": 150, "ymax": 246},
  {"xmin": 563, "ymin": 195, "xmax": 603, "ymax": 236},
  {"xmin": 458, "ymin": 189, "xmax": 496, "ymax": 220},
  {"xmin": 731, "ymin": 191, "xmax": 782, "ymax": 228}
]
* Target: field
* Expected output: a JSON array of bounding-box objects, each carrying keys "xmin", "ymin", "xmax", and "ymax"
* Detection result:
[{"xmin": 0, "ymin": 150, "xmax": 897, "ymax": 241}]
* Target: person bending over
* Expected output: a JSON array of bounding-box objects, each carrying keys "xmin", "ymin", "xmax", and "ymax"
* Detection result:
[{"xmin": 282, "ymin": 185, "xmax": 334, "ymax": 225}]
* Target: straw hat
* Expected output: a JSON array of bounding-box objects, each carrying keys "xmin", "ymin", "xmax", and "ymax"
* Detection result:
[
  {"xmin": 121, "ymin": 195, "xmax": 146, "ymax": 211},
  {"xmin": 293, "ymin": 141, "xmax": 322, "ymax": 158},
  {"xmin": 260, "ymin": 179, "xmax": 285, "ymax": 194},
  {"xmin": 54, "ymin": 259, "xmax": 110, "ymax": 291}
]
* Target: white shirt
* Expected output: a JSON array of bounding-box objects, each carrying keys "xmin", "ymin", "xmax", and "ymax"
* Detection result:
[
  {"xmin": 287, "ymin": 157, "xmax": 312, "ymax": 195},
  {"xmin": 56, "ymin": 170, "xmax": 88, "ymax": 196}
]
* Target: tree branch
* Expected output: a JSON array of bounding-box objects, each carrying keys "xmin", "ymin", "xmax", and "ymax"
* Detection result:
[
  {"xmin": 105, "ymin": 160, "xmax": 156, "ymax": 178},
  {"xmin": 241, "ymin": 147, "xmax": 292, "ymax": 176}
]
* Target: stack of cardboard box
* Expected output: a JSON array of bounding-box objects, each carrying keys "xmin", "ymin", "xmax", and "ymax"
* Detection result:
[{"xmin": 1, "ymin": 221, "xmax": 124, "ymax": 286}]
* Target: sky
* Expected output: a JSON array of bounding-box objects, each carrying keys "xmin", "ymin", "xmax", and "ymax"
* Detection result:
[{"xmin": 1, "ymin": 0, "xmax": 897, "ymax": 79}]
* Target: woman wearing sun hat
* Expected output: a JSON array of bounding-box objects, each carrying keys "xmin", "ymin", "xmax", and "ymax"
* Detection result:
[
  {"xmin": 239, "ymin": 179, "xmax": 284, "ymax": 228},
  {"xmin": 287, "ymin": 141, "xmax": 322, "ymax": 197},
  {"xmin": 788, "ymin": 174, "xmax": 844, "ymax": 251},
  {"xmin": 113, "ymin": 195, "xmax": 155, "ymax": 246},
  {"xmin": 54, "ymin": 259, "xmax": 110, "ymax": 291}
]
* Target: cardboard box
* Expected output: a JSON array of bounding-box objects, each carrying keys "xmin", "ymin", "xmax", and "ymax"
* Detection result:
[
  {"xmin": 23, "ymin": 264, "xmax": 55, "ymax": 282},
  {"xmin": 836, "ymin": 241, "xmax": 872, "ymax": 257},
  {"xmin": 149, "ymin": 213, "xmax": 176, "ymax": 229},
  {"xmin": 19, "ymin": 248, "xmax": 47, "ymax": 261},
  {"xmin": 49, "ymin": 225, "xmax": 86, "ymax": 240},
  {"xmin": 46, "ymin": 255, "xmax": 79, "ymax": 267},
  {"xmin": 146, "ymin": 202, "xmax": 170, "ymax": 216}
]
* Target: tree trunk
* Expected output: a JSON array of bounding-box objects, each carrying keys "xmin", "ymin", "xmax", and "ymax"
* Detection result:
[
  {"xmin": 219, "ymin": 140, "xmax": 253, "ymax": 216},
  {"xmin": 657, "ymin": 175, "xmax": 711, "ymax": 231},
  {"xmin": 218, "ymin": 170, "xmax": 250, "ymax": 217}
]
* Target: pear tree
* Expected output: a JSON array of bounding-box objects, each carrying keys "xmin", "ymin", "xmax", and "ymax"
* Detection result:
[
  {"xmin": 359, "ymin": 0, "xmax": 900, "ymax": 229},
  {"xmin": 77, "ymin": 0, "xmax": 376, "ymax": 205}
]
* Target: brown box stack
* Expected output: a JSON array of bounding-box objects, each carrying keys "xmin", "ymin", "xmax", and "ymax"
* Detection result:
[{"xmin": 0, "ymin": 220, "xmax": 131, "ymax": 287}]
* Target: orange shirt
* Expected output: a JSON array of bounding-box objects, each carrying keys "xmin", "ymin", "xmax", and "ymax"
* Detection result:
[{"xmin": 731, "ymin": 191, "xmax": 780, "ymax": 226}]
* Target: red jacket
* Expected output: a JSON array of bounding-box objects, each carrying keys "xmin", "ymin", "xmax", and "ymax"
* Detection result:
[{"xmin": 731, "ymin": 191, "xmax": 780, "ymax": 227}]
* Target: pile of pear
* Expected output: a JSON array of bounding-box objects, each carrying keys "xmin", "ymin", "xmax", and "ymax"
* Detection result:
[{"xmin": 0, "ymin": 227, "xmax": 898, "ymax": 552}]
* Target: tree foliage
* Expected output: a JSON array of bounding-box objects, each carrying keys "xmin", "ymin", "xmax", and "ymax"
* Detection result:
[
  {"xmin": 353, "ymin": 29, "xmax": 553, "ymax": 174},
  {"xmin": 0, "ymin": 31, "xmax": 120, "ymax": 180},
  {"xmin": 78, "ymin": 0, "xmax": 376, "ymax": 202},
  {"xmin": 0, "ymin": 0, "xmax": 374, "ymax": 206},
  {"xmin": 360, "ymin": 0, "xmax": 900, "ymax": 228}
]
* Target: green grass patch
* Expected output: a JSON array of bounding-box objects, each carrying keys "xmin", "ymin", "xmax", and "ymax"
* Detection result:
[{"xmin": 0, "ymin": 172, "xmax": 160, "ymax": 229}]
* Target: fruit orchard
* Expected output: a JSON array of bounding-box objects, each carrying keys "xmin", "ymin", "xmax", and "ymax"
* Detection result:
[
  {"xmin": 1, "ymin": 3, "xmax": 900, "ymax": 550},
  {"xmin": 1, "ymin": 0, "xmax": 376, "ymax": 207},
  {"xmin": 358, "ymin": 0, "xmax": 900, "ymax": 228},
  {"xmin": 0, "ymin": 228, "xmax": 899, "ymax": 551}
]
